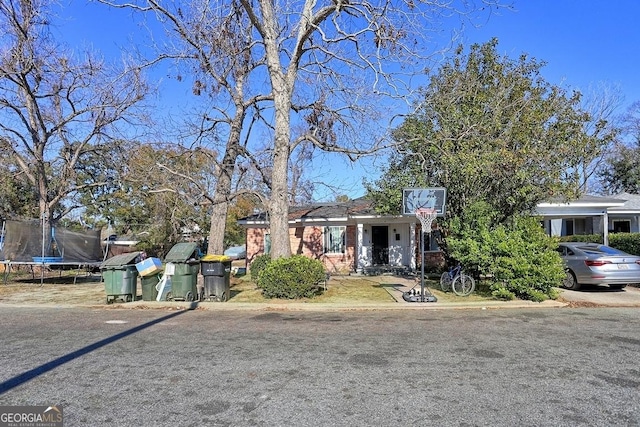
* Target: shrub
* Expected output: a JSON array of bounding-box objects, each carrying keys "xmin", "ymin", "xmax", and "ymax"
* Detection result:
[
  {"xmin": 558, "ymin": 234, "xmax": 602, "ymax": 243},
  {"xmin": 609, "ymin": 233, "xmax": 640, "ymax": 255},
  {"xmin": 444, "ymin": 201, "xmax": 565, "ymax": 302},
  {"xmin": 250, "ymin": 254, "xmax": 272, "ymax": 282},
  {"xmin": 489, "ymin": 284, "xmax": 515, "ymax": 300},
  {"xmin": 257, "ymin": 255, "xmax": 325, "ymax": 299}
]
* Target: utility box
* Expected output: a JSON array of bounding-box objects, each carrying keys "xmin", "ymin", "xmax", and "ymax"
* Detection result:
[
  {"xmin": 201, "ymin": 255, "xmax": 232, "ymax": 302},
  {"xmin": 101, "ymin": 252, "xmax": 140, "ymax": 304},
  {"xmin": 164, "ymin": 243, "xmax": 201, "ymax": 301}
]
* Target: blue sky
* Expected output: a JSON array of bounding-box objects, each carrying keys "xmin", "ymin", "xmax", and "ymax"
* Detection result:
[
  {"xmin": 55, "ymin": 1, "xmax": 640, "ymax": 201},
  {"xmin": 464, "ymin": 1, "xmax": 640, "ymax": 108},
  {"xmin": 321, "ymin": 1, "xmax": 640, "ymax": 200}
]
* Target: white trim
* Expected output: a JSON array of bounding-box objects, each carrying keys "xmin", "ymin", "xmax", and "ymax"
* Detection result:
[
  {"xmin": 536, "ymin": 202, "xmax": 624, "ymax": 208},
  {"xmin": 293, "ymin": 217, "xmax": 348, "ymax": 223},
  {"xmin": 357, "ymin": 224, "xmax": 364, "ymax": 272},
  {"xmin": 612, "ymin": 210, "xmax": 640, "ymax": 215}
]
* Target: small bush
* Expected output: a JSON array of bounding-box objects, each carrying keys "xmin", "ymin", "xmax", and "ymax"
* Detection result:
[
  {"xmin": 609, "ymin": 233, "xmax": 640, "ymax": 256},
  {"xmin": 489, "ymin": 283, "xmax": 515, "ymax": 300},
  {"xmin": 257, "ymin": 255, "xmax": 326, "ymax": 299},
  {"xmin": 444, "ymin": 201, "xmax": 565, "ymax": 302},
  {"xmin": 250, "ymin": 254, "xmax": 272, "ymax": 282},
  {"xmin": 558, "ymin": 234, "xmax": 602, "ymax": 243}
]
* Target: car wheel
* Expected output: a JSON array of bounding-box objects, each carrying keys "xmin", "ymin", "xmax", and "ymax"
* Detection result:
[{"xmin": 563, "ymin": 270, "xmax": 581, "ymax": 290}]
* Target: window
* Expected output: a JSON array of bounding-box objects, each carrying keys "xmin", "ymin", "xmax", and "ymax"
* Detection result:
[
  {"xmin": 565, "ymin": 219, "xmax": 574, "ymax": 236},
  {"xmin": 324, "ymin": 226, "xmax": 345, "ymax": 254},
  {"xmin": 422, "ymin": 229, "xmax": 441, "ymax": 252},
  {"xmin": 613, "ymin": 220, "xmax": 631, "ymax": 233}
]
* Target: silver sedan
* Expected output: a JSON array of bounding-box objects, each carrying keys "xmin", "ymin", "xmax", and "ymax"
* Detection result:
[{"xmin": 557, "ymin": 242, "xmax": 640, "ymax": 290}]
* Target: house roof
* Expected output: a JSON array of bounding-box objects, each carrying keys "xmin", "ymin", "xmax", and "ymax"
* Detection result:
[
  {"xmin": 535, "ymin": 194, "xmax": 627, "ymax": 218},
  {"xmin": 241, "ymin": 193, "xmax": 640, "ymax": 226},
  {"xmin": 239, "ymin": 197, "xmax": 378, "ymax": 225},
  {"xmin": 538, "ymin": 194, "xmax": 627, "ymax": 207},
  {"xmin": 608, "ymin": 192, "xmax": 640, "ymax": 212}
]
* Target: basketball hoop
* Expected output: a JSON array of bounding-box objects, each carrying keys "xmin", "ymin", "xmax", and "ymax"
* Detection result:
[{"xmin": 415, "ymin": 208, "xmax": 437, "ymax": 232}]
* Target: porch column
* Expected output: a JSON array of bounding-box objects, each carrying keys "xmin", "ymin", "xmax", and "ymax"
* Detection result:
[
  {"xmin": 603, "ymin": 211, "xmax": 609, "ymax": 245},
  {"xmin": 356, "ymin": 223, "xmax": 364, "ymax": 273},
  {"xmin": 409, "ymin": 222, "xmax": 416, "ymax": 270}
]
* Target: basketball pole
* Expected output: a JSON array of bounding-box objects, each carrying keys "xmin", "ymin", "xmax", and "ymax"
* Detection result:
[{"xmin": 420, "ymin": 224, "xmax": 425, "ymax": 302}]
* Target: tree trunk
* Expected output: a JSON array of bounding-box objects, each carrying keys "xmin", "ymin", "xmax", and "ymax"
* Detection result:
[
  {"xmin": 269, "ymin": 139, "xmax": 291, "ymax": 259},
  {"xmin": 37, "ymin": 173, "xmax": 55, "ymax": 257},
  {"xmin": 207, "ymin": 114, "xmax": 244, "ymax": 255},
  {"xmin": 207, "ymin": 198, "xmax": 229, "ymax": 255},
  {"xmin": 268, "ymin": 80, "xmax": 293, "ymax": 259}
]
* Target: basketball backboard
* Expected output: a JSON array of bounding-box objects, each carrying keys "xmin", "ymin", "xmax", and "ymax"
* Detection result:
[{"xmin": 402, "ymin": 188, "xmax": 447, "ymax": 216}]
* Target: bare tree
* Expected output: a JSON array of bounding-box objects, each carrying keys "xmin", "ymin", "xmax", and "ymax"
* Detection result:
[
  {"xmin": 597, "ymin": 101, "xmax": 640, "ymax": 195},
  {"xmin": 96, "ymin": 0, "xmax": 275, "ymax": 254},
  {"xmin": 97, "ymin": 0, "xmax": 508, "ymax": 259},
  {"xmin": 577, "ymin": 83, "xmax": 624, "ymax": 194},
  {"xmin": 0, "ymin": 0, "xmax": 147, "ymax": 254},
  {"xmin": 239, "ymin": 0, "xmax": 510, "ymax": 258}
]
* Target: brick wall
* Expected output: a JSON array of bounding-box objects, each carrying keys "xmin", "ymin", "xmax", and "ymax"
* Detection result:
[
  {"xmin": 245, "ymin": 225, "xmax": 356, "ymax": 274},
  {"xmin": 246, "ymin": 224, "xmax": 443, "ymax": 273},
  {"xmin": 245, "ymin": 227, "xmax": 266, "ymax": 264}
]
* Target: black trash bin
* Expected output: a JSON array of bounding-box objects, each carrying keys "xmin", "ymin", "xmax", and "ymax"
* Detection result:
[
  {"xmin": 201, "ymin": 255, "xmax": 231, "ymax": 302},
  {"xmin": 101, "ymin": 252, "xmax": 140, "ymax": 304},
  {"xmin": 164, "ymin": 242, "xmax": 201, "ymax": 301}
]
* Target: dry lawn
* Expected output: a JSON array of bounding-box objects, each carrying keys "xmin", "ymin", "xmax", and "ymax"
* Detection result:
[
  {"xmin": 228, "ymin": 275, "xmax": 396, "ymax": 303},
  {"xmin": 0, "ymin": 276, "xmax": 106, "ymax": 306},
  {"xmin": 228, "ymin": 274, "xmax": 496, "ymax": 304},
  {"xmin": 0, "ymin": 266, "xmax": 496, "ymax": 305}
]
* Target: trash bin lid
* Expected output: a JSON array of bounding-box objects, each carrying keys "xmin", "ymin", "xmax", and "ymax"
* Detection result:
[
  {"xmin": 165, "ymin": 242, "xmax": 200, "ymax": 262},
  {"xmin": 100, "ymin": 251, "xmax": 141, "ymax": 269},
  {"xmin": 201, "ymin": 254, "xmax": 232, "ymax": 262}
]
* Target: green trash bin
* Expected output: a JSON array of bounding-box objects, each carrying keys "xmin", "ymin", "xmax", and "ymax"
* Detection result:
[
  {"xmin": 164, "ymin": 243, "xmax": 201, "ymax": 301},
  {"xmin": 141, "ymin": 273, "xmax": 161, "ymax": 301},
  {"xmin": 101, "ymin": 252, "xmax": 140, "ymax": 304}
]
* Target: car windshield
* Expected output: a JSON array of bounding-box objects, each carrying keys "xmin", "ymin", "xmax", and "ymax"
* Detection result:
[{"xmin": 577, "ymin": 245, "xmax": 626, "ymax": 256}]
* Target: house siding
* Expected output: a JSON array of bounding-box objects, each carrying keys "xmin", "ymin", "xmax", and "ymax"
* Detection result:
[
  {"xmin": 246, "ymin": 225, "xmax": 356, "ymax": 274},
  {"xmin": 246, "ymin": 227, "xmax": 267, "ymax": 265}
]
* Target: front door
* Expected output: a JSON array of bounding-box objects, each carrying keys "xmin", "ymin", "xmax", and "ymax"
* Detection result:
[{"xmin": 371, "ymin": 226, "xmax": 389, "ymax": 265}]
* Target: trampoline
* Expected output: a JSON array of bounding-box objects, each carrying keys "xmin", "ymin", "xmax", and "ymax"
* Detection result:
[{"xmin": 1, "ymin": 219, "xmax": 104, "ymax": 284}]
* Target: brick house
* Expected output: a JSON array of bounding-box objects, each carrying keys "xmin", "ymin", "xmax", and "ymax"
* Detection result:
[
  {"xmin": 238, "ymin": 193, "xmax": 640, "ymax": 274},
  {"xmin": 238, "ymin": 198, "xmax": 443, "ymax": 274}
]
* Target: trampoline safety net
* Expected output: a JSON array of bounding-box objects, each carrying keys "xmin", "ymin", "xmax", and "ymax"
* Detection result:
[{"xmin": 0, "ymin": 220, "xmax": 103, "ymax": 263}]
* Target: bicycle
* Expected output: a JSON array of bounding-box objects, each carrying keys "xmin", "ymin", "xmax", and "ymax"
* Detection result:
[{"xmin": 439, "ymin": 264, "xmax": 475, "ymax": 296}]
